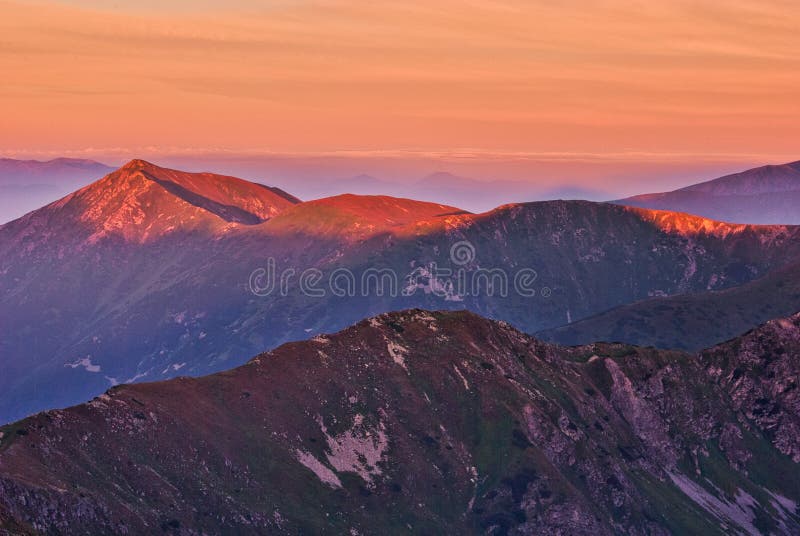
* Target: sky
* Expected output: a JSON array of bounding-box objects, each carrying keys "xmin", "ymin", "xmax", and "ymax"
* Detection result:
[{"xmin": 2, "ymin": 0, "xmax": 799, "ymax": 192}]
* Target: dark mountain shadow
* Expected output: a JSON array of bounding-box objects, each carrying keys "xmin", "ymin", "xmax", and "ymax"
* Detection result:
[{"xmin": 149, "ymin": 177, "xmax": 267, "ymax": 224}]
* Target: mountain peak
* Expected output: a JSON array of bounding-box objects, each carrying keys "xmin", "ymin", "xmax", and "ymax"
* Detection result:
[
  {"xmin": 7, "ymin": 161, "xmax": 300, "ymax": 244},
  {"xmin": 120, "ymin": 158, "xmax": 155, "ymax": 172}
]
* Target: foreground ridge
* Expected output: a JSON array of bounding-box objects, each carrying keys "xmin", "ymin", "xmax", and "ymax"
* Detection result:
[{"xmin": 1, "ymin": 310, "xmax": 798, "ymax": 534}]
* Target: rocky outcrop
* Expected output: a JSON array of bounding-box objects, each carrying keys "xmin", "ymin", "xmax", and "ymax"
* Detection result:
[{"xmin": 701, "ymin": 313, "xmax": 800, "ymax": 462}]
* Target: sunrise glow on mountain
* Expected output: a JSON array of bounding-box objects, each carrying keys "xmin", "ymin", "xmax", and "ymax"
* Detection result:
[{"xmin": 2, "ymin": 2, "xmax": 800, "ymax": 534}]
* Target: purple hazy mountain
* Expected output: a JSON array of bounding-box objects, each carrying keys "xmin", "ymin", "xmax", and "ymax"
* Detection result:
[
  {"xmin": 0, "ymin": 157, "xmax": 115, "ymax": 224},
  {"xmin": 269, "ymin": 171, "xmax": 608, "ymax": 214},
  {"xmin": 0, "ymin": 157, "xmax": 113, "ymax": 182},
  {"xmin": 615, "ymin": 160, "xmax": 800, "ymax": 224}
]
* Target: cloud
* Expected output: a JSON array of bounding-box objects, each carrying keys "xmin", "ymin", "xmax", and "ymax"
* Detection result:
[{"xmin": 2, "ymin": 0, "xmax": 799, "ymax": 157}]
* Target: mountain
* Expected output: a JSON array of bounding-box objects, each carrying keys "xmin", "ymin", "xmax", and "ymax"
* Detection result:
[
  {"xmin": 698, "ymin": 313, "xmax": 800, "ymax": 464},
  {"xmin": 1, "ymin": 158, "xmax": 299, "ymax": 241},
  {"xmin": 678, "ymin": 161, "xmax": 800, "ymax": 195},
  {"xmin": 3, "ymin": 160, "xmax": 800, "ymax": 423},
  {"xmin": 0, "ymin": 157, "xmax": 115, "ymax": 224},
  {"xmin": 0, "ymin": 157, "xmax": 113, "ymax": 184},
  {"xmin": 615, "ymin": 160, "xmax": 800, "ymax": 224},
  {"xmin": 537, "ymin": 261, "xmax": 800, "ymax": 351},
  {"xmin": 263, "ymin": 193, "xmax": 464, "ymax": 239},
  {"xmin": 0, "ymin": 310, "xmax": 798, "ymax": 534},
  {"xmin": 269, "ymin": 171, "xmax": 604, "ymax": 215}
]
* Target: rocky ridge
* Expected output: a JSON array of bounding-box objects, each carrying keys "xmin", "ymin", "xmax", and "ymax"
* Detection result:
[{"xmin": 0, "ymin": 310, "xmax": 798, "ymax": 534}]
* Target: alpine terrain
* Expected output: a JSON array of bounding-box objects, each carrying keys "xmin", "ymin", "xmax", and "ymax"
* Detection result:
[
  {"xmin": 0, "ymin": 310, "xmax": 798, "ymax": 534},
  {"xmin": 3, "ymin": 160, "xmax": 800, "ymax": 423}
]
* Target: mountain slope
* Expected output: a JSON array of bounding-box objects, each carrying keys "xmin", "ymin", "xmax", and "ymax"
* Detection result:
[
  {"xmin": 0, "ymin": 310, "xmax": 798, "ymax": 534},
  {"xmin": 0, "ymin": 159, "xmax": 299, "ymax": 244},
  {"xmin": 699, "ymin": 314, "xmax": 800, "ymax": 463},
  {"xmin": 263, "ymin": 193, "xmax": 465, "ymax": 239},
  {"xmin": 537, "ymin": 261, "xmax": 800, "ymax": 351},
  {"xmin": 3, "ymin": 162, "xmax": 800, "ymax": 423},
  {"xmin": 679, "ymin": 161, "xmax": 800, "ymax": 195},
  {"xmin": 615, "ymin": 160, "xmax": 800, "ymax": 224}
]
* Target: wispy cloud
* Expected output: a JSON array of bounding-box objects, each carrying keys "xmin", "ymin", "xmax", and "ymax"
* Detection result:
[
  {"xmin": 2, "ymin": 0, "xmax": 800, "ymax": 161},
  {"xmin": 5, "ymin": 146, "xmax": 796, "ymax": 165}
]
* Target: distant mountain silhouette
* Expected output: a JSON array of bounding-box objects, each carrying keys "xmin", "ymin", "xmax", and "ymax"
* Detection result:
[
  {"xmin": 270, "ymin": 170, "xmax": 609, "ymax": 213},
  {"xmin": 0, "ymin": 157, "xmax": 114, "ymax": 223},
  {"xmin": 615, "ymin": 160, "xmax": 800, "ymax": 224}
]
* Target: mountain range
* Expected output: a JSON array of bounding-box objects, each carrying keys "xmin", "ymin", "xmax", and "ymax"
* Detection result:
[
  {"xmin": 615, "ymin": 160, "xmax": 800, "ymax": 224},
  {"xmin": 0, "ymin": 158, "xmax": 112, "ymax": 185},
  {"xmin": 256, "ymin": 170, "xmax": 608, "ymax": 214},
  {"xmin": 6, "ymin": 157, "xmax": 800, "ymax": 226},
  {"xmin": 4, "ymin": 160, "xmax": 800, "ymax": 423},
  {"xmin": 1, "ymin": 310, "xmax": 798, "ymax": 534},
  {"xmin": 1, "ymin": 156, "xmax": 800, "ymax": 535},
  {"xmin": 0, "ymin": 158, "xmax": 114, "ymax": 224}
]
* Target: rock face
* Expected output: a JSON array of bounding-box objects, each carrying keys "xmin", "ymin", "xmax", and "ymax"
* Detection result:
[
  {"xmin": 700, "ymin": 313, "xmax": 800, "ymax": 463},
  {"xmin": 3, "ymin": 161, "xmax": 800, "ymax": 423},
  {"xmin": 615, "ymin": 160, "xmax": 800, "ymax": 224},
  {"xmin": 0, "ymin": 310, "xmax": 799, "ymax": 535}
]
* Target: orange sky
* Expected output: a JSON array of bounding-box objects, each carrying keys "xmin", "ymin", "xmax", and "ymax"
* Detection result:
[{"xmin": 2, "ymin": 0, "xmax": 800, "ymax": 163}]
